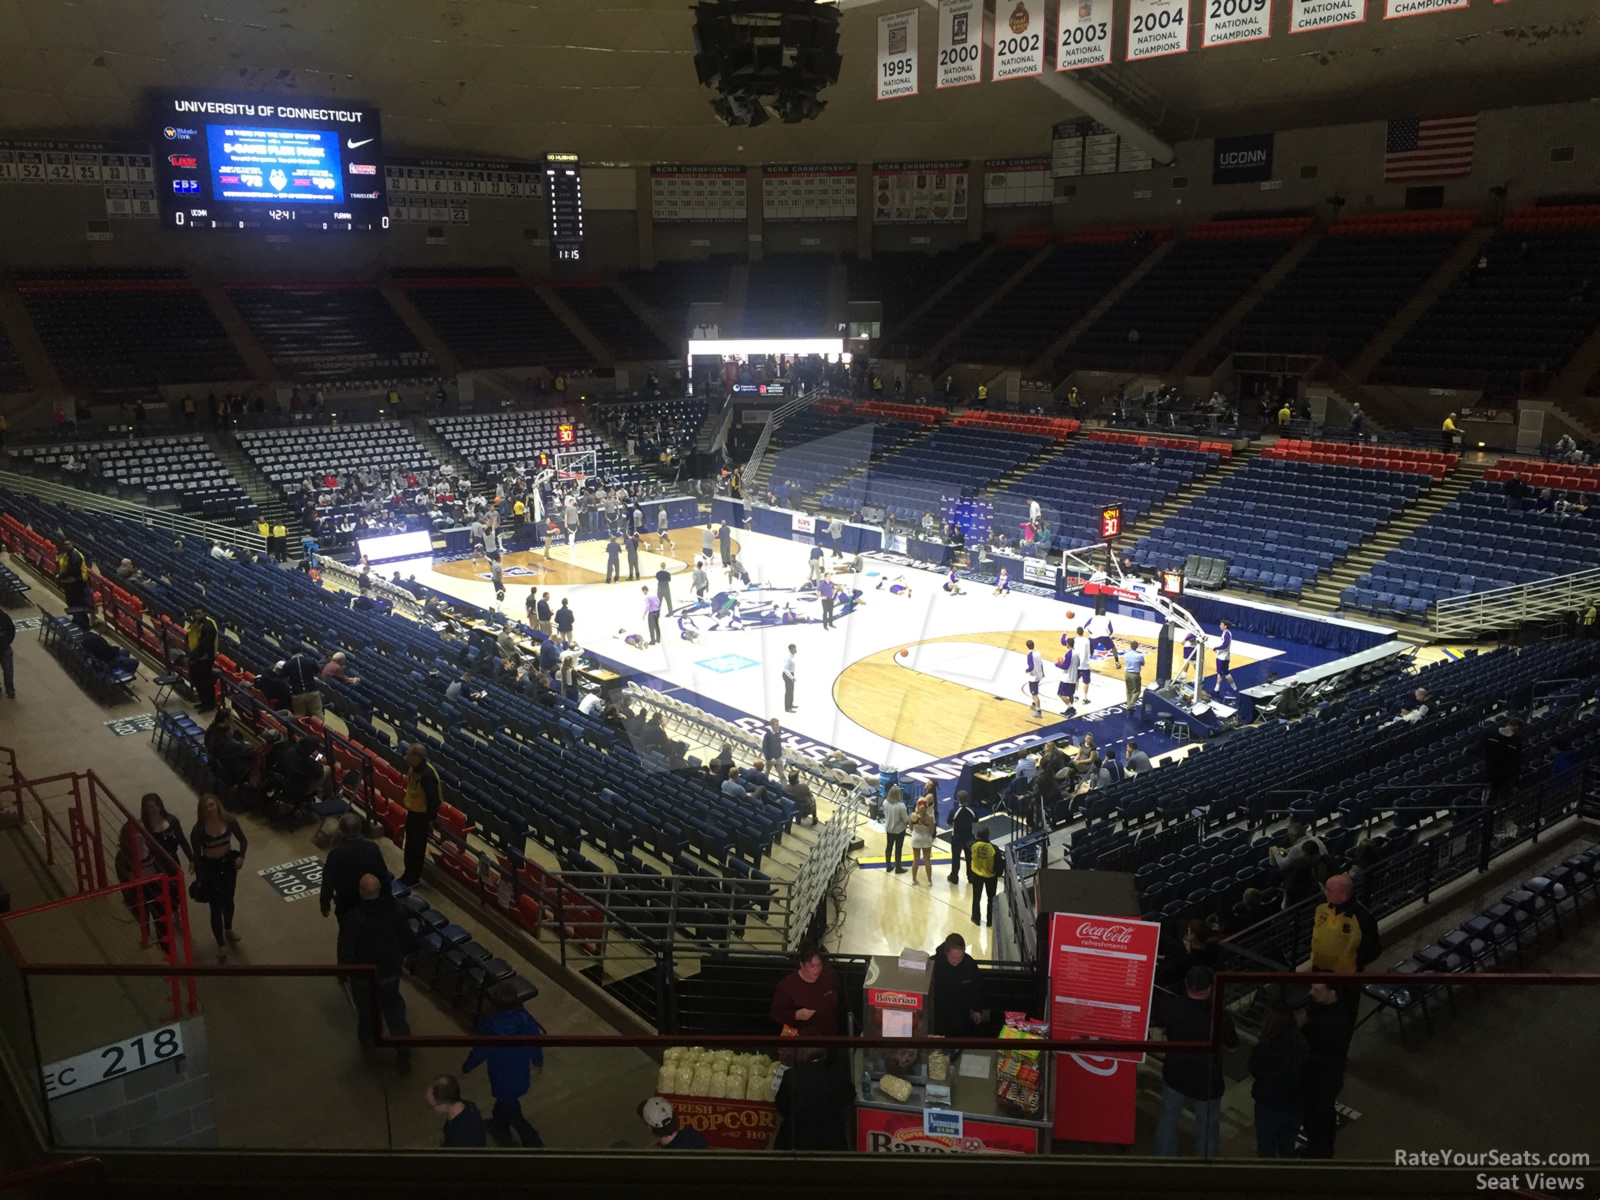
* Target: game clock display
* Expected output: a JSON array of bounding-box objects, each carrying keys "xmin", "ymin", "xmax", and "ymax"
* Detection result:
[
  {"xmin": 545, "ymin": 152, "xmax": 583, "ymax": 263},
  {"xmin": 153, "ymin": 92, "xmax": 388, "ymax": 232},
  {"xmin": 1099, "ymin": 505, "xmax": 1123, "ymax": 541}
]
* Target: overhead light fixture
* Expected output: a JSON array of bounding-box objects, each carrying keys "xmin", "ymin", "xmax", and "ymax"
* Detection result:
[{"xmin": 692, "ymin": 0, "xmax": 840, "ymax": 128}]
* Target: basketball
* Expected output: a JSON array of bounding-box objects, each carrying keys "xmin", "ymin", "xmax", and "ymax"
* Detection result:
[{"xmin": 896, "ymin": 648, "xmax": 910, "ymax": 662}]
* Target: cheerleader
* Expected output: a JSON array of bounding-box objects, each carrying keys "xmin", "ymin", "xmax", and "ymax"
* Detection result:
[{"xmin": 993, "ymin": 568, "xmax": 1010, "ymax": 596}]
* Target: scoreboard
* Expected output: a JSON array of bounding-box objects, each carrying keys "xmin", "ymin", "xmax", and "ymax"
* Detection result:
[
  {"xmin": 544, "ymin": 153, "xmax": 583, "ymax": 263},
  {"xmin": 153, "ymin": 91, "xmax": 387, "ymax": 232}
]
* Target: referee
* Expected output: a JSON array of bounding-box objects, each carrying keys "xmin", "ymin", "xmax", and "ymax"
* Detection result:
[{"xmin": 1122, "ymin": 643, "xmax": 1147, "ymax": 711}]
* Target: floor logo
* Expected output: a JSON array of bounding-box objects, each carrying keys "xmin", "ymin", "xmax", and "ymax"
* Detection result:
[
  {"xmin": 695, "ymin": 654, "xmax": 760, "ymax": 674},
  {"xmin": 478, "ymin": 565, "xmax": 548, "ymax": 579},
  {"xmin": 257, "ymin": 856, "xmax": 323, "ymax": 902}
]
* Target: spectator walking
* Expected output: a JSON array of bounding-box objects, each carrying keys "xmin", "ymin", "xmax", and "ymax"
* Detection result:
[
  {"xmin": 1300, "ymin": 980, "xmax": 1356, "ymax": 1157},
  {"xmin": 718, "ymin": 521, "xmax": 732, "ymax": 568},
  {"xmin": 339, "ymin": 873, "xmax": 415, "ymax": 1073},
  {"xmin": 189, "ymin": 793, "xmax": 247, "ymax": 960},
  {"xmin": 883, "ymin": 786, "xmax": 909, "ymax": 875},
  {"xmin": 691, "ymin": 559, "xmax": 709, "ymax": 602},
  {"xmin": 57, "ymin": 538, "xmax": 91, "ymax": 630},
  {"xmin": 399, "ymin": 742, "xmax": 443, "ymax": 887},
  {"xmin": 1152, "ymin": 965, "xmax": 1237, "ymax": 1157},
  {"xmin": 782, "ymin": 643, "xmax": 797, "ymax": 713},
  {"xmin": 761, "ymin": 718, "xmax": 785, "ymax": 776},
  {"xmin": 554, "ymin": 598, "xmax": 575, "ymax": 640},
  {"xmin": 1248, "ymin": 998, "xmax": 1309, "ymax": 1158},
  {"xmin": 426, "ymin": 1075, "xmax": 486, "ymax": 1147},
  {"xmin": 281, "ymin": 650, "xmax": 323, "ymax": 717},
  {"xmin": 462, "ymin": 980, "xmax": 546, "ymax": 1147},
  {"xmin": 1122, "ymin": 642, "xmax": 1146, "ymax": 709},
  {"xmin": 643, "ymin": 587, "xmax": 662, "ymax": 645},
  {"xmin": 947, "ymin": 790, "xmax": 976, "ymax": 883},
  {"xmin": 969, "ymin": 825, "xmax": 1002, "ymax": 926},
  {"xmin": 769, "ymin": 940, "xmax": 839, "ymax": 1035},
  {"xmin": 1482, "ymin": 716, "xmax": 1526, "ymax": 804},
  {"xmin": 908, "ymin": 797, "xmax": 936, "ymax": 884},
  {"xmin": 772, "ymin": 1048, "xmax": 853, "ymax": 1150},
  {"xmin": 0, "ymin": 607, "xmax": 15, "ymax": 698},
  {"xmin": 320, "ymin": 812, "xmax": 391, "ymax": 922}
]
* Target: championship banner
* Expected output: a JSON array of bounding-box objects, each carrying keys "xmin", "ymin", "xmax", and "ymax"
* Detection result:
[
  {"xmin": 937, "ymin": 0, "xmax": 983, "ymax": 89},
  {"xmin": 1127, "ymin": 0, "xmax": 1190, "ymax": 60},
  {"xmin": 1385, "ymin": 0, "xmax": 1467, "ymax": 16},
  {"xmin": 992, "ymin": 0, "xmax": 1047, "ymax": 81},
  {"xmin": 650, "ymin": 164, "xmax": 747, "ymax": 222},
  {"xmin": 877, "ymin": 9, "xmax": 920, "ymax": 100},
  {"xmin": 871, "ymin": 161, "xmax": 968, "ymax": 223},
  {"xmin": 1202, "ymin": 0, "xmax": 1272, "ymax": 46},
  {"xmin": 1288, "ymin": 0, "xmax": 1365, "ymax": 31},
  {"xmin": 762, "ymin": 164, "xmax": 857, "ymax": 221},
  {"xmin": 984, "ymin": 158, "xmax": 1051, "ymax": 208},
  {"xmin": 1056, "ymin": 0, "xmax": 1114, "ymax": 72},
  {"xmin": 1047, "ymin": 912, "xmax": 1160, "ymax": 1146}
]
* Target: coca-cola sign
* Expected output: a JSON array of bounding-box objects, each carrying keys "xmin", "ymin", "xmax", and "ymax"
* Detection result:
[{"xmin": 1074, "ymin": 921, "xmax": 1135, "ymax": 944}]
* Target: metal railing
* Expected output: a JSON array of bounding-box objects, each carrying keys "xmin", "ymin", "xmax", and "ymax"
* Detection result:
[
  {"xmin": 1432, "ymin": 565, "xmax": 1600, "ymax": 638},
  {"xmin": 0, "ymin": 470, "xmax": 265, "ymax": 554},
  {"xmin": 317, "ymin": 557, "xmax": 423, "ymax": 619},
  {"xmin": 740, "ymin": 387, "xmax": 829, "ymax": 487}
]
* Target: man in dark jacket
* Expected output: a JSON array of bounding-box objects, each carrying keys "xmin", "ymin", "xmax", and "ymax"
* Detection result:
[
  {"xmin": 185, "ymin": 604, "xmax": 219, "ymax": 712},
  {"xmin": 57, "ymin": 538, "xmax": 90, "ymax": 630},
  {"xmin": 1300, "ymin": 980, "xmax": 1356, "ymax": 1158},
  {"xmin": 930, "ymin": 933, "xmax": 986, "ymax": 1038},
  {"xmin": 1152, "ymin": 965, "xmax": 1238, "ymax": 1157},
  {"xmin": 772, "ymin": 1048, "xmax": 854, "ymax": 1150},
  {"xmin": 462, "ymin": 980, "xmax": 546, "ymax": 1147},
  {"xmin": 255, "ymin": 662, "xmax": 293, "ymax": 711},
  {"xmin": 761, "ymin": 718, "xmax": 785, "ymax": 775},
  {"xmin": 282, "ymin": 650, "xmax": 324, "ymax": 718},
  {"xmin": 1482, "ymin": 717, "xmax": 1526, "ymax": 802},
  {"xmin": 426, "ymin": 1074, "xmax": 487, "ymax": 1148},
  {"xmin": 947, "ymin": 790, "xmax": 977, "ymax": 883},
  {"xmin": 336, "ymin": 874, "xmax": 414, "ymax": 1072},
  {"xmin": 320, "ymin": 813, "xmax": 392, "ymax": 922}
]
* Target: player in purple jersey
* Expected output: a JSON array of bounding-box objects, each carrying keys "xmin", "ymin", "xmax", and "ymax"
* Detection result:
[{"xmin": 993, "ymin": 569, "xmax": 1010, "ymax": 596}]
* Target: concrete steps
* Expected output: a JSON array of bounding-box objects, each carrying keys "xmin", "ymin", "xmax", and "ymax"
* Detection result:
[
  {"xmin": 189, "ymin": 271, "xmax": 276, "ymax": 384},
  {"xmin": 1347, "ymin": 226, "xmax": 1495, "ymax": 385},
  {"xmin": 376, "ymin": 275, "xmax": 462, "ymax": 377},
  {"xmin": 1111, "ymin": 441, "xmax": 1262, "ymax": 553},
  {"xmin": 207, "ymin": 432, "xmax": 305, "ymax": 546}
]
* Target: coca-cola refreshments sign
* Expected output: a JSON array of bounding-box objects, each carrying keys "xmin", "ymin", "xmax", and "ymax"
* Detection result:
[{"xmin": 1074, "ymin": 920, "xmax": 1135, "ymax": 944}]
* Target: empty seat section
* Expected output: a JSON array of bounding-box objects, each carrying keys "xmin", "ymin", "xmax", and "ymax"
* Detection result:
[
  {"xmin": 741, "ymin": 255, "xmax": 832, "ymax": 337},
  {"xmin": 822, "ymin": 425, "xmax": 1051, "ymax": 523},
  {"xmin": 227, "ymin": 282, "xmax": 432, "ymax": 382},
  {"xmin": 847, "ymin": 243, "xmax": 987, "ymax": 337},
  {"xmin": 11, "ymin": 435, "xmax": 256, "ymax": 522},
  {"xmin": 888, "ymin": 245, "xmax": 1037, "ymax": 359},
  {"xmin": 393, "ymin": 269, "xmax": 594, "ymax": 369},
  {"xmin": 548, "ymin": 282, "xmax": 674, "ymax": 360}
]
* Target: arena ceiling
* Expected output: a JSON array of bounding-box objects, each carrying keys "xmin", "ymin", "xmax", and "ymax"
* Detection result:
[{"xmin": 0, "ymin": 0, "xmax": 1595, "ymax": 166}]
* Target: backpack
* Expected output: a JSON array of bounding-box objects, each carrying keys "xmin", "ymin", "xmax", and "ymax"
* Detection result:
[{"xmin": 1309, "ymin": 903, "xmax": 1362, "ymax": 973}]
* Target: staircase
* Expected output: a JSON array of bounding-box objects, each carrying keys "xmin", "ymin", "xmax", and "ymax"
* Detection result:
[
  {"xmin": 1296, "ymin": 459, "xmax": 1491, "ymax": 620},
  {"xmin": 1346, "ymin": 226, "xmax": 1495, "ymax": 384},
  {"xmin": 188, "ymin": 270, "xmax": 277, "ymax": 383},
  {"xmin": 1169, "ymin": 228, "xmax": 1325, "ymax": 379},
  {"xmin": 1109, "ymin": 442, "xmax": 1262, "ymax": 554},
  {"xmin": 408, "ymin": 416, "xmax": 478, "ymax": 484},
  {"xmin": 796, "ymin": 425, "xmax": 932, "ymax": 516},
  {"xmin": 918, "ymin": 242, "xmax": 1057, "ymax": 376},
  {"xmin": 1035, "ymin": 238, "xmax": 1178, "ymax": 380},
  {"xmin": 207, "ymin": 431, "xmax": 306, "ymax": 550}
]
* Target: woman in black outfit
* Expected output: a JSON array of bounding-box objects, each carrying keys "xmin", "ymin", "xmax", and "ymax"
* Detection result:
[
  {"xmin": 1247, "ymin": 998, "xmax": 1309, "ymax": 1158},
  {"xmin": 189, "ymin": 793, "xmax": 248, "ymax": 960},
  {"xmin": 117, "ymin": 793, "xmax": 192, "ymax": 953}
]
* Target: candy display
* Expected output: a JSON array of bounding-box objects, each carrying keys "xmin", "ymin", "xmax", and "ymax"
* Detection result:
[{"xmin": 994, "ymin": 1014, "xmax": 1047, "ymax": 1117}]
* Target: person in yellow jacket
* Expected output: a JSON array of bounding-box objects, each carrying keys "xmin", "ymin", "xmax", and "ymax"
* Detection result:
[
  {"xmin": 186, "ymin": 603, "xmax": 220, "ymax": 712},
  {"xmin": 271, "ymin": 522, "xmax": 288, "ymax": 562},
  {"xmin": 1441, "ymin": 411, "xmax": 1459, "ymax": 451},
  {"xmin": 1278, "ymin": 402, "xmax": 1292, "ymax": 427},
  {"xmin": 400, "ymin": 741, "xmax": 444, "ymax": 886},
  {"xmin": 975, "ymin": 383, "xmax": 988, "ymax": 408},
  {"xmin": 57, "ymin": 537, "xmax": 90, "ymax": 629},
  {"xmin": 968, "ymin": 825, "xmax": 1004, "ymax": 927},
  {"xmin": 1308, "ymin": 875, "xmax": 1380, "ymax": 979}
]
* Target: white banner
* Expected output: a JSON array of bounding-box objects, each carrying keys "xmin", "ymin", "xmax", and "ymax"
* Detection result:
[
  {"xmin": 1127, "ymin": 0, "xmax": 1191, "ymax": 60},
  {"xmin": 1023, "ymin": 556, "xmax": 1056, "ymax": 586},
  {"xmin": 1385, "ymin": 0, "xmax": 1467, "ymax": 16},
  {"xmin": 877, "ymin": 9, "xmax": 920, "ymax": 100},
  {"xmin": 993, "ymin": 0, "xmax": 1047, "ymax": 80},
  {"xmin": 937, "ymin": 0, "xmax": 983, "ymax": 88},
  {"xmin": 1057, "ymin": 0, "xmax": 1114, "ymax": 71},
  {"xmin": 1203, "ymin": 0, "xmax": 1272, "ymax": 45},
  {"xmin": 792, "ymin": 513, "xmax": 816, "ymax": 535},
  {"xmin": 1288, "ymin": 0, "xmax": 1366, "ymax": 31}
]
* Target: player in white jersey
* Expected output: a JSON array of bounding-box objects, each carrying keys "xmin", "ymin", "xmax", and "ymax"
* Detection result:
[
  {"xmin": 1084, "ymin": 612, "xmax": 1122, "ymax": 667},
  {"xmin": 1054, "ymin": 639, "xmax": 1078, "ymax": 716},
  {"xmin": 1072, "ymin": 628, "xmax": 1092, "ymax": 702}
]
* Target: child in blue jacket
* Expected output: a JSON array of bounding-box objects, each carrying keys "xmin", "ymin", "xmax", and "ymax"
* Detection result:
[{"xmin": 462, "ymin": 981, "xmax": 546, "ymax": 1147}]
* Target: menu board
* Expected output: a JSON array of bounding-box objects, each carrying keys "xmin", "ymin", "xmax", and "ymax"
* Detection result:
[
  {"xmin": 871, "ymin": 161, "xmax": 968, "ymax": 224},
  {"xmin": 651, "ymin": 165, "xmax": 748, "ymax": 223},
  {"xmin": 1047, "ymin": 912, "xmax": 1160, "ymax": 1063},
  {"xmin": 983, "ymin": 158, "xmax": 1051, "ymax": 207},
  {"xmin": 762, "ymin": 164, "xmax": 857, "ymax": 221}
]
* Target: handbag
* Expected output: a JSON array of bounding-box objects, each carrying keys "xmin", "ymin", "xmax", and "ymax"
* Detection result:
[{"xmin": 189, "ymin": 874, "xmax": 209, "ymax": 904}]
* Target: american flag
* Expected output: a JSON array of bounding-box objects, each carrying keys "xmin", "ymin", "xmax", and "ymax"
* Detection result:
[{"xmin": 1384, "ymin": 115, "xmax": 1478, "ymax": 182}]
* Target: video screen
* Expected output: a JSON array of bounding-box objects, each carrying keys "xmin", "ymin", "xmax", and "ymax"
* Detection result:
[{"xmin": 154, "ymin": 92, "xmax": 386, "ymax": 232}]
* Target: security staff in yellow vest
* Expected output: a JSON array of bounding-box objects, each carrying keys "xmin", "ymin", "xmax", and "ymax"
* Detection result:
[
  {"xmin": 271, "ymin": 522, "xmax": 289, "ymax": 562},
  {"xmin": 57, "ymin": 538, "xmax": 91, "ymax": 630},
  {"xmin": 399, "ymin": 741, "xmax": 444, "ymax": 886},
  {"xmin": 968, "ymin": 825, "xmax": 1004, "ymax": 927},
  {"xmin": 257, "ymin": 519, "xmax": 271, "ymax": 544},
  {"xmin": 975, "ymin": 383, "xmax": 988, "ymax": 408},
  {"xmin": 186, "ymin": 604, "xmax": 220, "ymax": 712},
  {"xmin": 1308, "ymin": 874, "xmax": 1380, "ymax": 977}
]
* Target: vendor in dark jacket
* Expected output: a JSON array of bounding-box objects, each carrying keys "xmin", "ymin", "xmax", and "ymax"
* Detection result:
[
  {"xmin": 930, "ymin": 933, "xmax": 987, "ymax": 1038},
  {"xmin": 770, "ymin": 940, "xmax": 838, "ymax": 1035}
]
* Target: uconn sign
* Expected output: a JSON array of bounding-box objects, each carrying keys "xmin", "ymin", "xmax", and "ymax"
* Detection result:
[{"xmin": 1212, "ymin": 132, "xmax": 1274, "ymax": 184}]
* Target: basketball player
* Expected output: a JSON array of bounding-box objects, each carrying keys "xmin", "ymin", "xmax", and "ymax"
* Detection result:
[
  {"xmin": 1085, "ymin": 611, "xmax": 1121, "ymax": 668},
  {"xmin": 1181, "ymin": 631, "xmax": 1199, "ymax": 684},
  {"xmin": 1055, "ymin": 639, "xmax": 1078, "ymax": 717},
  {"xmin": 993, "ymin": 568, "xmax": 1010, "ymax": 596},
  {"xmin": 1023, "ymin": 639, "xmax": 1045, "ymax": 719},
  {"xmin": 619, "ymin": 627, "xmax": 647, "ymax": 650},
  {"xmin": 490, "ymin": 558, "xmax": 506, "ymax": 603},
  {"xmin": 1212, "ymin": 620, "xmax": 1234, "ymax": 694},
  {"xmin": 942, "ymin": 567, "xmax": 964, "ymax": 595},
  {"xmin": 1073, "ymin": 626, "xmax": 1092, "ymax": 702},
  {"xmin": 677, "ymin": 613, "xmax": 701, "ymax": 643},
  {"xmin": 876, "ymin": 576, "xmax": 913, "ymax": 598}
]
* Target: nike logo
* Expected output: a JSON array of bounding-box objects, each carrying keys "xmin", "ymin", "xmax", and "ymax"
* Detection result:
[{"xmin": 346, "ymin": 137, "xmax": 374, "ymax": 150}]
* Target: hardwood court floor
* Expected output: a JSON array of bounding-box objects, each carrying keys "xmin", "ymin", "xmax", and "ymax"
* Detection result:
[
  {"xmin": 430, "ymin": 527, "xmax": 741, "ymax": 588},
  {"xmin": 833, "ymin": 631, "xmax": 1263, "ymax": 760}
]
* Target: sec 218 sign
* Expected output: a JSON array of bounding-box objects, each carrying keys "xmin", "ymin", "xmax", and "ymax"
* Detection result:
[
  {"xmin": 1099, "ymin": 505, "xmax": 1123, "ymax": 540},
  {"xmin": 44, "ymin": 1024, "xmax": 184, "ymax": 1099}
]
